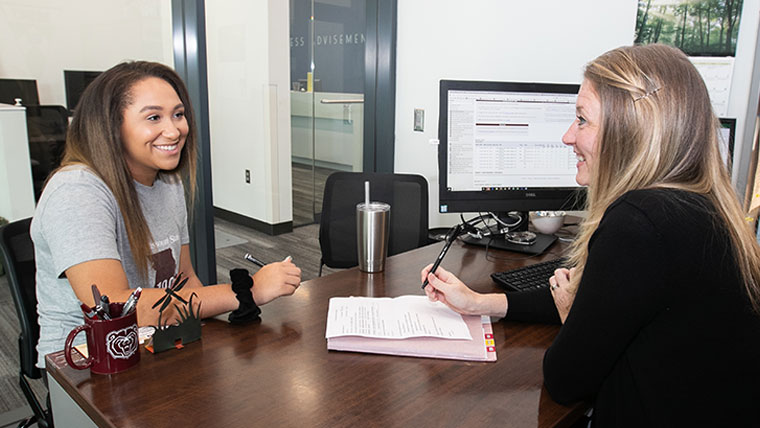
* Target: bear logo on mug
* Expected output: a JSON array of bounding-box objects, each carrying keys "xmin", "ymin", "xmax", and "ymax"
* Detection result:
[{"xmin": 106, "ymin": 324, "xmax": 139, "ymax": 359}]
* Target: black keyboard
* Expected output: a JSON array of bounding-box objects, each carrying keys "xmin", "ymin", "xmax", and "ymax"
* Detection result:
[{"xmin": 491, "ymin": 258, "xmax": 567, "ymax": 292}]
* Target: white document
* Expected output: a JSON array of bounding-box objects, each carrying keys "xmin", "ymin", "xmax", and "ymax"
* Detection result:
[{"xmin": 325, "ymin": 295, "xmax": 472, "ymax": 340}]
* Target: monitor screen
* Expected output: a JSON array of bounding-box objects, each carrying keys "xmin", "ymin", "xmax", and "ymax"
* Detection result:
[
  {"xmin": 438, "ymin": 80, "xmax": 585, "ymax": 216},
  {"xmin": 64, "ymin": 70, "xmax": 102, "ymax": 113},
  {"xmin": 0, "ymin": 78, "xmax": 39, "ymax": 105}
]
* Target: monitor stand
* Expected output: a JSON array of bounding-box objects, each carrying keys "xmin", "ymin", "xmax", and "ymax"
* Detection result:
[{"xmin": 461, "ymin": 233, "xmax": 557, "ymax": 255}]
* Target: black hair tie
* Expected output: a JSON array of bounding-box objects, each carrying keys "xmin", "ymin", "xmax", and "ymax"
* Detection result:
[{"xmin": 228, "ymin": 268, "xmax": 261, "ymax": 324}]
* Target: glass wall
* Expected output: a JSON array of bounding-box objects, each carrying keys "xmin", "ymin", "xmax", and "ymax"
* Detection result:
[{"xmin": 290, "ymin": 0, "xmax": 367, "ymax": 226}]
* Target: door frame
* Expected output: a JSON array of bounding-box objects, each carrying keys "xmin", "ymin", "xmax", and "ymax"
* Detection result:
[
  {"xmin": 171, "ymin": 0, "xmax": 216, "ymax": 285},
  {"xmin": 364, "ymin": 0, "xmax": 397, "ymax": 173},
  {"xmin": 171, "ymin": 0, "xmax": 397, "ymax": 282}
]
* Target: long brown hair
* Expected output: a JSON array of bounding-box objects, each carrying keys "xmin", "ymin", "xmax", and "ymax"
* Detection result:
[
  {"xmin": 58, "ymin": 61, "xmax": 197, "ymax": 279},
  {"xmin": 568, "ymin": 44, "xmax": 760, "ymax": 313}
]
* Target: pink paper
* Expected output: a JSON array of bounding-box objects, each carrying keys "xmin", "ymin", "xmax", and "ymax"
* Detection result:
[{"xmin": 327, "ymin": 315, "xmax": 497, "ymax": 362}]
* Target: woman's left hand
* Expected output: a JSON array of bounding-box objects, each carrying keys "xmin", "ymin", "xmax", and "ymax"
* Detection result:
[{"xmin": 549, "ymin": 267, "xmax": 577, "ymax": 324}]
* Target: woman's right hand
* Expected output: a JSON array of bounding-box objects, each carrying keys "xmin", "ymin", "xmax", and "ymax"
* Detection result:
[
  {"xmin": 549, "ymin": 267, "xmax": 576, "ymax": 324},
  {"xmin": 251, "ymin": 257, "xmax": 302, "ymax": 305},
  {"xmin": 421, "ymin": 264, "xmax": 507, "ymax": 318}
]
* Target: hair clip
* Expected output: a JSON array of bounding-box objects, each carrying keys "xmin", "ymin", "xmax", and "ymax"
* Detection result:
[{"xmin": 633, "ymin": 86, "xmax": 661, "ymax": 102}]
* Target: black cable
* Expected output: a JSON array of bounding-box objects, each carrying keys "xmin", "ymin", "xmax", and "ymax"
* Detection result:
[{"xmin": 480, "ymin": 212, "xmax": 499, "ymax": 237}]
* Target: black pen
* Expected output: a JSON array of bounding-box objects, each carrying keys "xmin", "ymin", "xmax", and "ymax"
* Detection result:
[
  {"xmin": 94, "ymin": 303, "xmax": 111, "ymax": 321},
  {"xmin": 100, "ymin": 295, "xmax": 111, "ymax": 318},
  {"xmin": 244, "ymin": 253, "xmax": 266, "ymax": 268},
  {"xmin": 421, "ymin": 224, "xmax": 462, "ymax": 289}
]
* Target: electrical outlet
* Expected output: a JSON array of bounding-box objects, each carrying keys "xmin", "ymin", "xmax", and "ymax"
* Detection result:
[{"xmin": 245, "ymin": 169, "xmax": 251, "ymax": 184}]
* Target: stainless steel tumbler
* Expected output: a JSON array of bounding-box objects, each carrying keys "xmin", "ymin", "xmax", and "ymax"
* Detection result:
[{"xmin": 356, "ymin": 202, "xmax": 390, "ymax": 272}]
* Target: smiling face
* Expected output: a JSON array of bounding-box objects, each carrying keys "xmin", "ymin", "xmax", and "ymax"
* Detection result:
[
  {"xmin": 120, "ymin": 77, "xmax": 188, "ymax": 186},
  {"xmin": 562, "ymin": 80, "xmax": 601, "ymax": 186}
]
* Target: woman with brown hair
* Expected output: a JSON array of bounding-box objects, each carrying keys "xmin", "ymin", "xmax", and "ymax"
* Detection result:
[
  {"xmin": 422, "ymin": 44, "xmax": 760, "ymax": 426},
  {"xmin": 31, "ymin": 61, "xmax": 301, "ymax": 367}
]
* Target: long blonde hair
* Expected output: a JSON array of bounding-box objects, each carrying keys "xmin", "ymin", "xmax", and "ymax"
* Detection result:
[
  {"xmin": 568, "ymin": 44, "xmax": 760, "ymax": 313},
  {"xmin": 58, "ymin": 61, "xmax": 197, "ymax": 279}
]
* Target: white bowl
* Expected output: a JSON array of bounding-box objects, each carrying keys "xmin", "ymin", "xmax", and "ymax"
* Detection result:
[{"xmin": 530, "ymin": 211, "xmax": 566, "ymax": 235}]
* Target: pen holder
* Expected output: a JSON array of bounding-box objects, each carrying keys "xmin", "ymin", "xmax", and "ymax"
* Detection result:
[
  {"xmin": 64, "ymin": 302, "xmax": 140, "ymax": 374},
  {"xmin": 356, "ymin": 202, "xmax": 390, "ymax": 272}
]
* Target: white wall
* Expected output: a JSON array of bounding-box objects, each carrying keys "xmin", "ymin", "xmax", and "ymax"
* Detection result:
[
  {"xmin": 0, "ymin": 0, "xmax": 173, "ymax": 106},
  {"xmin": 394, "ymin": 0, "xmax": 639, "ymax": 227},
  {"xmin": 395, "ymin": 0, "xmax": 760, "ymax": 228},
  {"xmin": 0, "ymin": 0, "xmax": 293, "ymax": 228},
  {"xmin": 4, "ymin": 1, "xmax": 755, "ymax": 230},
  {"xmin": 205, "ymin": 0, "xmax": 293, "ymax": 225}
]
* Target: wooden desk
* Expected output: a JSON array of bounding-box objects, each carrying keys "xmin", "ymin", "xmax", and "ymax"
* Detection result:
[{"xmin": 47, "ymin": 240, "xmax": 584, "ymax": 428}]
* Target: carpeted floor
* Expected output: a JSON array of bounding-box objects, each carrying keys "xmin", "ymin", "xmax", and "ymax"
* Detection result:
[{"xmin": 0, "ymin": 271, "xmax": 48, "ymax": 426}]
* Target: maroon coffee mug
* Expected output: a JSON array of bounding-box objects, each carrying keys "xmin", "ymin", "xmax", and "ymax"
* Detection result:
[{"xmin": 64, "ymin": 302, "xmax": 140, "ymax": 374}]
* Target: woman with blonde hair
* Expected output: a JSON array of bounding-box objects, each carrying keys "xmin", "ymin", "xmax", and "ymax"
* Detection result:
[
  {"xmin": 422, "ymin": 44, "xmax": 760, "ymax": 426},
  {"xmin": 32, "ymin": 61, "xmax": 301, "ymax": 368}
]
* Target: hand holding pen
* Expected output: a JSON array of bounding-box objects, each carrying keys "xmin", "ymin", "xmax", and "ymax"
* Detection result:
[
  {"xmin": 242, "ymin": 253, "xmax": 302, "ymax": 305},
  {"xmin": 244, "ymin": 253, "xmax": 266, "ymax": 268},
  {"xmin": 421, "ymin": 224, "xmax": 463, "ymax": 290},
  {"xmin": 245, "ymin": 253, "xmax": 298, "ymax": 268}
]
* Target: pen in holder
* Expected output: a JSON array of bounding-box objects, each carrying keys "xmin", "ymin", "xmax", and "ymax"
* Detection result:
[{"xmin": 64, "ymin": 302, "xmax": 140, "ymax": 374}]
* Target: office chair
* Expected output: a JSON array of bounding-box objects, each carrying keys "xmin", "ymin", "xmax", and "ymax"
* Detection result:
[
  {"xmin": 318, "ymin": 172, "xmax": 432, "ymax": 276},
  {"xmin": 0, "ymin": 218, "xmax": 53, "ymax": 428},
  {"xmin": 25, "ymin": 105, "xmax": 69, "ymax": 201}
]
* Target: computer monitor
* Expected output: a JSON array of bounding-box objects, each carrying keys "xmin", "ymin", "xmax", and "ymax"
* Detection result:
[
  {"xmin": 0, "ymin": 78, "xmax": 40, "ymax": 105},
  {"xmin": 437, "ymin": 79, "xmax": 585, "ymax": 254},
  {"xmin": 64, "ymin": 70, "xmax": 102, "ymax": 113},
  {"xmin": 718, "ymin": 117, "xmax": 735, "ymax": 174}
]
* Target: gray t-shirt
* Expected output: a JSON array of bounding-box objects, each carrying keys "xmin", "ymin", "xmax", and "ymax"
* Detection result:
[{"xmin": 30, "ymin": 166, "xmax": 189, "ymax": 367}]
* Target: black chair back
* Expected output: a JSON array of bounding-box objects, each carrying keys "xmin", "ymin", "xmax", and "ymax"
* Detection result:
[
  {"xmin": 319, "ymin": 172, "xmax": 430, "ymax": 271},
  {"xmin": 25, "ymin": 105, "xmax": 69, "ymax": 140},
  {"xmin": 0, "ymin": 217, "xmax": 51, "ymax": 427},
  {"xmin": 25, "ymin": 105, "xmax": 69, "ymax": 201},
  {"xmin": 0, "ymin": 218, "xmax": 39, "ymax": 379}
]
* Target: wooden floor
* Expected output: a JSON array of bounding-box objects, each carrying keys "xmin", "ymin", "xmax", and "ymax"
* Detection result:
[
  {"xmin": 291, "ymin": 162, "xmax": 340, "ymax": 227},
  {"xmin": 214, "ymin": 220, "xmax": 338, "ymax": 282}
]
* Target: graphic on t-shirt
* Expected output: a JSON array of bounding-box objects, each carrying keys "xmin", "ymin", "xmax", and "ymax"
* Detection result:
[{"xmin": 151, "ymin": 248, "xmax": 177, "ymax": 289}]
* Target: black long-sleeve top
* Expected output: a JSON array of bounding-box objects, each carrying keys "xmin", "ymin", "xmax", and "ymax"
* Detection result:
[{"xmin": 506, "ymin": 189, "xmax": 760, "ymax": 427}]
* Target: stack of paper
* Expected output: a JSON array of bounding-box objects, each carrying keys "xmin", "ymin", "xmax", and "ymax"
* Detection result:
[{"xmin": 326, "ymin": 295, "xmax": 496, "ymax": 362}]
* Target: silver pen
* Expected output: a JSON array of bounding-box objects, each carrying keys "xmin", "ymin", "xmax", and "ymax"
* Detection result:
[
  {"xmin": 244, "ymin": 253, "xmax": 266, "ymax": 267},
  {"xmin": 120, "ymin": 287, "xmax": 142, "ymax": 317}
]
